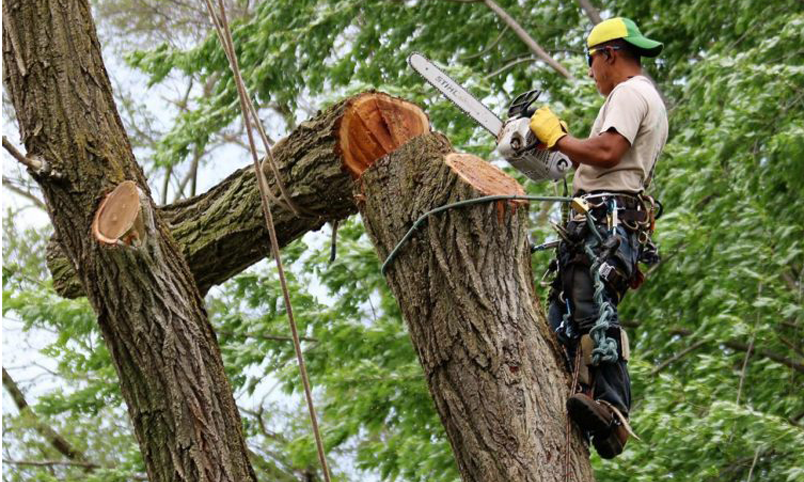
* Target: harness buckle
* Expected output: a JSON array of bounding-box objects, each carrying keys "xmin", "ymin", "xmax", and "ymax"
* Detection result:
[
  {"xmin": 599, "ymin": 261, "xmax": 615, "ymax": 281},
  {"xmin": 570, "ymin": 197, "xmax": 590, "ymax": 215}
]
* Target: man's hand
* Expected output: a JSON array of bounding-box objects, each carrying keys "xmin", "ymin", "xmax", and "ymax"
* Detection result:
[{"xmin": 529, "ymin": 106, "xmax": 568, "ymax": 149}]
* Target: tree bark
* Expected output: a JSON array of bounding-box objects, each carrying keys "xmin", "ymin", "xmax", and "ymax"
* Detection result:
[
  {"xmin": 3, "ymin": 0, "xmax": 257, "ymax": 480},
  {"xmin": 47, "ymin": 92, "xmax": 427, "ymax": 299},
  {"xmin": 5, "ymin": 0, "xmax": 595, "ymax": 479},
  {"xmin": 357, "ymin": 133, "xmax": 595, "ymax": 482}
]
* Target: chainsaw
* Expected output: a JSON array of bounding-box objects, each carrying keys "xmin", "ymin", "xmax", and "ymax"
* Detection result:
[{"xmin": 408, "ymin": 52, "xmax": 571, "ymax": 182}]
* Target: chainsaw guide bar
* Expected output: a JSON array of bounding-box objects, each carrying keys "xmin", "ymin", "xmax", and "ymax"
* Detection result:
[
  {"xmin": 408, "ymin": 52, "xmax": 503, "ymax": 136},
  {"xmin": 408, "ymin": 52, "xmax": 571, "ymax": 183}
]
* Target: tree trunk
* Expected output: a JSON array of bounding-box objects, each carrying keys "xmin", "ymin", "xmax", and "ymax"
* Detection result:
[
  {"xmin": 2, "ymin": 0, "xmax": 257, "ymax": 480},
  {"xmin": 47, "ymin": 92, "xmax": 428, "ymax": 299},
  {"xmin": 5, "ymin": 0, "xmax": 594, "ymax": 478},
  {"xmin": 356, "ymin": 133, "xmax": 596, "ymax": 482}
]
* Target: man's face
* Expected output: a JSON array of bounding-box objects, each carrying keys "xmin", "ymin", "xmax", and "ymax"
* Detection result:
[{"xmin": 587, "ymin": 45, "xmax": 616, "ymax": 96}]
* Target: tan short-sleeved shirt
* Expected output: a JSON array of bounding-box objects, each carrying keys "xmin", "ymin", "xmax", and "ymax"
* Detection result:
[{"xmin": 572, "ymin": 75, "xmax": 668, "ymax": 194}]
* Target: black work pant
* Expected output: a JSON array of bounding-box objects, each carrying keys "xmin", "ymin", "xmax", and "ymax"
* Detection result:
[{"xmin": 548, "ymin": 218, "xmax": 639, "ymax": 416}]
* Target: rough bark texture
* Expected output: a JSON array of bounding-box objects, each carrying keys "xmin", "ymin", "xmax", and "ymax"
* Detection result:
[
  {"xmin": 5, "ymin": 0, "xmax": 597, "ymax": 479},
  {"xmin": 47, "ymin": 91, "xmax": 428, "ymax": 299},
  {"xmin": 44, "ymin": 98, "xmax": 358, "ymax": 298},
  {"xmin": 357, "ymin": 133, "xmax": 595, "ymax": 482},
  {"xmin": 2, "ymin": 1, "xmax": 256, "ymax": 480}
]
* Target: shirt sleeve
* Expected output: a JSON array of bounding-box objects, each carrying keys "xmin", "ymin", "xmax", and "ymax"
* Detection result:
[{"xmin": 598, "ymin": 83, "xmax": 648, "ymax": 145}]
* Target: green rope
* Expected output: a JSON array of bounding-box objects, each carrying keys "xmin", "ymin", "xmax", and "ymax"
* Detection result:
[
  {"xmin": 583, "ymin": 215, "xmax": 620, "ymax": 365},
  {"xmin": 380, "ymin": 192, "xmax": 620, "ymax": 366},
  {"xmin": 380, "ymin": 195, "xmax": 572, "ymax": 275}
]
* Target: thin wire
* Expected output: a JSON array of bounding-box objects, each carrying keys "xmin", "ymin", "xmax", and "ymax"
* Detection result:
[
  {"xmin": 380, "ymin": 195, "xmax": 572, "ymax": 275},
  {"xmin": 202, "ymin": 2, "xmax": 332, "ymax": 480}
]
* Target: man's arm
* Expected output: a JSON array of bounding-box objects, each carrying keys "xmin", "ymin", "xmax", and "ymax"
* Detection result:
[{"xmin": 555, "ymin": 130, "xmax": 631, "ymax": 169}]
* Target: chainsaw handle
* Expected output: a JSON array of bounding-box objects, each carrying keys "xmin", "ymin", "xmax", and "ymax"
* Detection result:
[{"xmin": 508, "ymin": 89, "xmax": 542, "ymax": 119}]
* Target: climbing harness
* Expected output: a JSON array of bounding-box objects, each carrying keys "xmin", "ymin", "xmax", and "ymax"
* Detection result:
[
  {"xmin": 551, "ymin": 191, "xmax": 661, "ymax": 366},
  {"xmin": 381, "ymin": 191, "xmax": 658, "ymax": 368}
]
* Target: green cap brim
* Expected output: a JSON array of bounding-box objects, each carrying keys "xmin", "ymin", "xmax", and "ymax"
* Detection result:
[{"xmin": 624, "ymin": 35, "xmax": 663, "ymax": 57}]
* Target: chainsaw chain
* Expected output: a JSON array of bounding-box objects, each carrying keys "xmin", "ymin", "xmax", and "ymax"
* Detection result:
[{"xmin": 408, "ymin": 52, "xmax": 503, "ymax": 136}]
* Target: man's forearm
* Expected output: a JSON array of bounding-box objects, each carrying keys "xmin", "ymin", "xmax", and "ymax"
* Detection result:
[{"xmin": 555, "ymin": 135, "xmax": 620, "ymax": 168}]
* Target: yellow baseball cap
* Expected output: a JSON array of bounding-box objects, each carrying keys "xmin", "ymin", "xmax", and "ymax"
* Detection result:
[{"xmin": 587, "ymin": 17, "xmax": 663, "ymax": 57}]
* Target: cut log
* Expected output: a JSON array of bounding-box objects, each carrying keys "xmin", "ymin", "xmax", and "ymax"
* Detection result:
[
  {"xmin": 357, "ymin": 133, "xmax": 595, "ymax": 482},
  {"xmin": 47, "ymin": 92, "xmax": 430, "ymax": 298},
  {"xmin": 338, "ymin": 93, "xmax": 430, "ymax": 177}
]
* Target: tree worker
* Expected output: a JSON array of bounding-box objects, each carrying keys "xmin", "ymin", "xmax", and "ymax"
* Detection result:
[{"xmin": 529, "ymin": 17, "xmax": 668, "ymax": 459}]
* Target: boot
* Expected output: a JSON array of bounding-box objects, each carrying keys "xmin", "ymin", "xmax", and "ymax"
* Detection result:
[
  {"xmin": 566, "ymin": 393, "xmax": 629, "ymax": 459},
  {"xmin": 566, "ymin": 393, "xmax": 613, "ymax": 433},
  {"xmin": 592, "ymin": 422, "xmax": 628, "ymax": 459}
]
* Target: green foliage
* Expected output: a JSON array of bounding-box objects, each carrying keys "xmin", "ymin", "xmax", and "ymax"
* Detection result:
[
  {"xmin": 4, "ymin": 0, "xmax": 804, "ymax": 481},
  {"xmin": 602, "ymin": 5, "xmax": 804, "ymax": 481},
  {"xmin": 210, "ymin": 217, "xmax": 457, "ymax": 481}
]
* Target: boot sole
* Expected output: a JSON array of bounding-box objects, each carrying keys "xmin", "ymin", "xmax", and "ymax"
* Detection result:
[
  {"xmin": 566, "ymin": 396, "xmax": 612, "ymax": 434},
  {"xmin": 593, "ymin": 432, "xmax": 625, "ymax": 459}
]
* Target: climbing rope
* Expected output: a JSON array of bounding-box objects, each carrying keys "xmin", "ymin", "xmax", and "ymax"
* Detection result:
[
  {"xmin": 381, "ymin": 194, "xmax": 573, "ymax": 275},
  {"xmin": 202, "ymin": 2, "xmax": 331, "ymax": 480},
  {"xmin": 203, "ymin": 0, "xmax": 316, "ymax": 219},
  {"xmin": 583, "ymin": 215, "xmax": 620, "ymax": 365}
]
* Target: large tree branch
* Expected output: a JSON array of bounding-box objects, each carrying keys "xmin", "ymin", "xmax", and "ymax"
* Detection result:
[
  {"xmin": 356, "ymin": 133, "xmax": 594, "ymax": 481},
  {"xmin": 47, "ymin": 92, "xmax": 427, "ymax": 299},
  {"xmin": 3, "ymin": 0, "xmax": 263, "ymax": 478}
]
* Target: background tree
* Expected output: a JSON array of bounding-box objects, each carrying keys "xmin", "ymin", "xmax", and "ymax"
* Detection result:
[{"xmin": 4, "ymin": 0, "xmax": 803, "ymax": 481}]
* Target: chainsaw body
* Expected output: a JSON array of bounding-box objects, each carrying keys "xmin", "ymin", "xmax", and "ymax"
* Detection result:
[
  {"xmin": 497, "ymin": 117, "xmax": 571, "ymax": 181},
  {"xmin": 408, "ymin": 53, "xmax": 572, "ymax": 183},
  {"xmin": 496, "ymin": 90, "xmax": 571, "ymax": 182}
]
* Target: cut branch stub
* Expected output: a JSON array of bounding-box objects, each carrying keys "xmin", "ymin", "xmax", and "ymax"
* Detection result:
[
  {"xmin": 445, "ymin": 152, "xmax": 527, "ymax": 221},
  {"xmin": 92, "ymin": 180, "xmax": 146, "ymax": 246},
  {"xmin": 339, "ymin": 92, "xmax": 430, "ymax": 177},
  {"xmin": 444, "ymin": 153, "xmax": 526, "ymax": 198}
]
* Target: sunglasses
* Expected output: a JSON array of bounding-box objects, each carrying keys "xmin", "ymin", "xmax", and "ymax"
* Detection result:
[{"xmin": 587, "ymin": 46, "xmax": 623, "ymax": 67}]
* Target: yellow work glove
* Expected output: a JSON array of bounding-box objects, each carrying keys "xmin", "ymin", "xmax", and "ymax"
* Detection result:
[{"xmin": 529, "ymin": 106, "xmax": 568, "ymax": 149}]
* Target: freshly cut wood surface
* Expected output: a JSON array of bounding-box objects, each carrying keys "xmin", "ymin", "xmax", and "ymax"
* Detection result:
[
  {"xmin": 339, "ymin": 92, "xmax": 430, "ymax": 176},
  {"xmin": 444, "ymin": 153, "xmax": 526, "ymax": 199},
  {"xmin": 93, "ymin": 181, "xmax": 141, "ymax": 243}
]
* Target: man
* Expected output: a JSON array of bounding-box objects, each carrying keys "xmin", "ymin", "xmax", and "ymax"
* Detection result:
[{"xmin": 529, "ymin": 17, "xmax": 668, "ymax": 459}]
